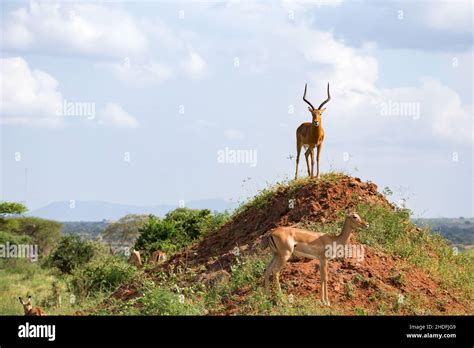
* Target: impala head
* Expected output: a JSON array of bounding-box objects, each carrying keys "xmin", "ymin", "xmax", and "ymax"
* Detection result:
[
  {"xmin": 19, "ymin": 296, "xmax": 33, "ymax": 314},
  {"xmin": 303, "ymin": 83, "xmax": 331, "ymax": 128},
  {"xmin": 347, "ymin": 212, "xmax": 369, "ymax": 229}
]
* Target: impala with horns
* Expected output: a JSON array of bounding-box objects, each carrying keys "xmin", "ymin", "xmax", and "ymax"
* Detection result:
[{"xmin": 295, "ymin": 83, "xmax": 331, "ymax": 179}]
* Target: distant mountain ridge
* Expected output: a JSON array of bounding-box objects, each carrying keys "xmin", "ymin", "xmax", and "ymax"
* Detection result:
[{"xmin": 28, "ymin": 199, "xmax": 237, "ymax": 221}]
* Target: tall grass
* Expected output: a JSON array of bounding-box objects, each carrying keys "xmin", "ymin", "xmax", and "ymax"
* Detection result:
[{"xmin": 0, "ymin": 259, "xmax": 79, "ymax": 315}]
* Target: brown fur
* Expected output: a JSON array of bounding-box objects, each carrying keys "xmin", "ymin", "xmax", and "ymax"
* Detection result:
[
  {"xmin": 264, "ymin": 212, "xmax": 369, "ymax": 306},
  {"xmin": 295, "ymin": 83, "xmax": 330, "ymax": 179},
  {"xmin": 19, "ymin": 296, "xmax": 47, "ymax": 316},
  {"xmin": 128, "ymin": 250, "xmax": 142, "ymax": 268},
  {"xmin": 149, "ymin": 250, "xmax": 167, "ymax": 264}
]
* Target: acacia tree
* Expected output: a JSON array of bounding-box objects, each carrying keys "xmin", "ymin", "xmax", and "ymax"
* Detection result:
[
  {"xmin": 0, "ymin": 202, "xmax": 61, "ymax": 257},
  {"xmin": 0, "ymin": 202, "xmax": 27, "ymax": 237},
  {"xmin": 0, "ymin": 202, "xmax": 27, "ymax": 217},
  {"xmin": 102, "ymin": 214, "xmax": 148, "ymax": 245}
]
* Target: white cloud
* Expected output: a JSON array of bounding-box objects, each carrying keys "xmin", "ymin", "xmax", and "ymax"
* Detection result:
[
  {"xmin": 1, "ymin": 1, "xmax": 148, "ymax": 58},
  {"xmin": 99, "ymin": 103, "xmax": 139, "ymax": 128},
  {"xmin": 182, "ymin": 52, "xmax": 208, "ymax": 79},
  {"xmin": 281, "ymin": 0, "xmax": 344, "ymax": 11},
  {"xmin": 106, "ymin": 60, "xmax": 173, "ymax": 85},
  {"xmin": 424, "ymin": 78, "xmax": 473, "ymax": 143},
  {"xmin": 422, "ymin": 0, "xmax": 472, "ymax": 33},
  {"xmin": 249, "ymin": 7, "xmax": 471, "ymax": 144},
  {"xmin": 2, "ymin": 2, "xmax": 470, "ymax": 141},
  {"xmin": 1, "ymin": 2, "xmax": 212, "ymax": 85},
  {"xmin": 325, "ymin": 77, "xmax": 473, "ymax": 145},
  {"xmin": 286, "ymin": 25, "xmax": 379, "ymax": 112},
  {"xmin": 0, "ymin": 56, "xmax": 63, "ymax": 126},
  {"xmin": 0, "ymin": 57, "xmax": 138, "ymax": 129}
]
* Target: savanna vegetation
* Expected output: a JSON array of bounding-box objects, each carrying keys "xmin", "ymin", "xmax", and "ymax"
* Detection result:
[
  {"xmin": 1, "ymin": 174, "xmax": 472, "ymax": 315},
  {"xmin": 0, "ymin": 203, "xmax": 228, "ymax": 315}
]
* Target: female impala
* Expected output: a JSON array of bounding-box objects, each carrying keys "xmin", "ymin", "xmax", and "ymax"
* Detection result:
[
  {"xmin": 295, "ymin": 83, "xmax": 331, "ymax": 179},
  {"xmin": 264, "ymin": 212, "xmax": 369, "ymax": 306},
  {"xmin": 19, "ymin": 296, "xmax": 47, "ymax": 316}
]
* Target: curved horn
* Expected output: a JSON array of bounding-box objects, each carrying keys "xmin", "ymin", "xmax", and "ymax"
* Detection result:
[
  {"xmin": 317, "ymin": 83, "xmax": 331, "ymax": 110},
  {"xmin": 303, "ymin": 83, "xmax": 316, "ymax": 110}
]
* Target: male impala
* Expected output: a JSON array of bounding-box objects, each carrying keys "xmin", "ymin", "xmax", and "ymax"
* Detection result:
[
  {"xmin": 264, "ymin": 212, "xmax": 369, "ymax": 306},
  {"xmin": 295, "ymin": 83, "xmax": 331, "ymax": 179},
  {"xmin": 19, "ymin": 296, "xmax": 47, "ymax": 316}
]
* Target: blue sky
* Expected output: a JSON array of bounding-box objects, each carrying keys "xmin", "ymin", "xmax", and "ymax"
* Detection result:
[{"xmin": 1, "ymin": 0, "xmax": 472, "ymax": 218}]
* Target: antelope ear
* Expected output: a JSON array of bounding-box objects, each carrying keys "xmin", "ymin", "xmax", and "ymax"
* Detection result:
[
  {"xmin": 320, "ymin": 108, "xmax": 326, "ymax": 113},
  {"xmin": 28, "ymin": 296, "xmax": 32, "ymax": 304},
  {"xmin": 308, "ymin": 106, "xmax": 313, "ymax": 112},
  {"xmin": 19, "ymin": 297, "xmax": 24, "ymax": 305}
]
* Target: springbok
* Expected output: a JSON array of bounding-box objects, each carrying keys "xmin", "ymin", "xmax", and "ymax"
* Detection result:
[
  {"xmin": 264, "ymin": 212, "xmax": 369, "ymax": 306},
  {"xmin": 295, "ymin": 83, "xmax": 331, "ymax": 179},
  {"xmin": 19, "ymin": 296, "xmax": 47, "ymax": 316}
]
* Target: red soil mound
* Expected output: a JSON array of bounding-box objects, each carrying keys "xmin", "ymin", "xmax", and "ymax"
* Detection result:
[
  {"xmin": 159, "ymin": 175, "xmax": 469, "ymax": 315},
  {"xmin": 219, "ymin": 245, "xmax": 469, "ymax": 315},
  {"xmin": 167, "ymin": 175, "xmax": 389, "ymax": 272}
]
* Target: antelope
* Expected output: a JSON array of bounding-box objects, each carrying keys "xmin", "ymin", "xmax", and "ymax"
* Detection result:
[
  {"xmin": 295, "ymin": 83, "xmax": 331, "ymax": 179},
  {"xmin": 19, "ymin": 296, "xmax": 47, "ymax": 316},
  {"xmin": 149, "ymin": 250, "xmax": 167, "ymax": 264},
  {"xmin": 128, "ymin": 249, "xmax": 142, "ymax": 268},
  {"xmin": 264, "ymin": 212, "xmax": 369, "ymax": 306}
]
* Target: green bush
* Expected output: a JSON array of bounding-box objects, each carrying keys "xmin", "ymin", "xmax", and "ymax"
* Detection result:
[
  {"xmin": 70, "ymin": 257, "xmax": 135, "ymax": 298},
  {"xmin": 48, "ymin": 235, "xmax": 95, "ymax": 274},
  {"xmin": 138, "ymin": 287, "xmax": 205, "ymax": 315},
  {"xmin": 134, "ymin": 208, "xmax": 229, "ymax": 256}
]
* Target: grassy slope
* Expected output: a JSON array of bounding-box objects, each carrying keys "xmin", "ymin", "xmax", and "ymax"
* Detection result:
[{"xmin": 98, "ymin": 173, "xmax": 473, "ymax": 315}]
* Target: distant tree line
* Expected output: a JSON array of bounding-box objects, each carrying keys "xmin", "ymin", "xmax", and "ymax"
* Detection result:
[{"xmin": 413, "ymin": 218, "xmax": 474, "ymax": 245}]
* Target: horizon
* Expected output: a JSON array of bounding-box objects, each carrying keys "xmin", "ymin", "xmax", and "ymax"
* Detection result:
[{"xmin": 1, "ymin": 0, "xmax": 473, "ymax": 219}]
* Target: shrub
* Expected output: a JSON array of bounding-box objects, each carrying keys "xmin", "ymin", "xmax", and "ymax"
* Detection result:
[
  {"xmin": 48, "ymin": 235, "xmax": 95, "ymax": 274},
  {"xmin": 138, "ymin": 287, "xmax": 205, "ymax": 315},
  {"xmin": 134, "ymin": 208, "xmax": 229, "ymax": 256},
  {"xmin": 70, "ymin": 257, "xmax": 135, "ymax": 298}
]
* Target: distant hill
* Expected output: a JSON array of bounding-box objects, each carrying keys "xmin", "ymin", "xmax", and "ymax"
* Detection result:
[{"xmin": 28, "ymin": 199, "xmax": 236, "ymax": 221}]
